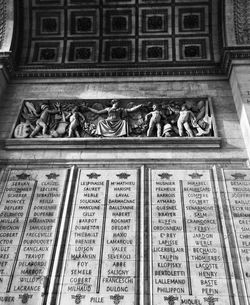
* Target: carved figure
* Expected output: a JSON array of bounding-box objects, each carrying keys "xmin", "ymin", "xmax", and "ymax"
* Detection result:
[
  {"xmin": 66, "ymin": 106, "xmax": 86, "ymax": 137},
  {"xmin": 145, "ymin": 104, "xmax": 167, "ymax": 137},
  {"xmin": 87, "ymin": 99, "xmax": 142, "ymax": 137},
  {"xmin": 169, "ymin": 104, "xmax": 196, "ymax": 137},
  {"xmin": 29, "ymin": 103, "xmax": 61, "ymax": 138}
]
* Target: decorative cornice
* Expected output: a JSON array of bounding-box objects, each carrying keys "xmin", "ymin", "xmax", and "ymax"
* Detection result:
[
  {"xmin": 13, "ymin": 66, "xmax": 224, "ymax": 79},
  {"xmin": 12, "ymin": 47, "xmax": 250, "ymax": 80},
  {"xmin": 222, "ymin": 48, "xmax": 250, "ymax": 76},
  {"xmin": 234, "ymin": 0, "xmax": 250, "ymax": 44},
  {"xmin": 8, "ymin": 50, "xmax": 250, "ymax": 80},
  {"xmin": 0, "ymin": 0, "xmax": 7, "ymax": 49}
]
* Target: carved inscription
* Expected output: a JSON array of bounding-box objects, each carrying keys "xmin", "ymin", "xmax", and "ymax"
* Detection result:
[
  {"xmin": 0, "ymin": 169, "xmax": 68, "ymax": 305},
  {"xmin": 58, "ymin": 169, "xmax": 139, "ymax": 305},
  {"xmin": 0, "ymin": 166, "xmax": 243, "ymax": 305},
  {"xmin": 224, "ymin": 170, "xmax": 250, "ymax": 298},
  {"xmin": 150, "ymin": 170, "xmax": 231, "ymax": 305}
]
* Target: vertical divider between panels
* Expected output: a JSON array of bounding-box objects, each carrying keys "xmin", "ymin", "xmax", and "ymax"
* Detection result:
[
  {"xmin": 48, "ymin": 165, "xmax": 79, "ymax": 305},
  {"xmin": 145, "ymin": 166, "xmax": 152, "ymax": 305},
  {"xmin": 210, "ymin": 167, "xmax": 237, "ymax": 305},
  {"xmin": 140, "ymin": 165, "xmax": 145, "ymax": 305}
]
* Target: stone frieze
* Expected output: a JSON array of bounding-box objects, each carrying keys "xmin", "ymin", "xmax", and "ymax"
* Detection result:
[{"xmin": 12, "ymin": 98, "xmax": 216, "ymax": 140}]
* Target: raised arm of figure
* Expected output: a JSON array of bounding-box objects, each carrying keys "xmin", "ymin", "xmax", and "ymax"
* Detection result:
[
  {"xmin": 79, "ymin": 112, "xmax": 86, "ymax": 121},
  {"xmin": 87, "ymin": 107, "xmax": 108, "ymax": 115},
  {"xmin": 126, "ymin": 104, "xmax": 143, "ymax": 113},
  {"xmin": 65, "ymin": 112, "xmax": 72, "ymax": 120},
  {"xmin": 168, "ymin": 105, "xmax": 180, "ymax": 114}
]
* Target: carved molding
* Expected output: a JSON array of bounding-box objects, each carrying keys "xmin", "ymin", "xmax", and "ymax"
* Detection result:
[
  {"xmin": 0, "ymin": 0, "xmax": 7, "ymax": 49},
  {"xmin": 234, "ymin": 0, "xmax": 250, "ymax": 44},
  {"xmin": 222, "ymin": 48, "xmax": 250, "ymax": 76},
  {"xmin": 13, "ymin": 66, "xmax": 224, "ymax": 79},
  {"xmin": 5, "ymin": 137, "xmax": 222, "ymax": 151}
]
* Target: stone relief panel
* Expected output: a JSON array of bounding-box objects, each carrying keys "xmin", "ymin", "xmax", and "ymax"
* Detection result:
[{"xmin": 13, "ymin": 98, "xmax": 216, "ymax": 139}]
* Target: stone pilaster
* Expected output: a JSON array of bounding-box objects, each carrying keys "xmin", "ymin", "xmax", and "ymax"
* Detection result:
[{"xmin": 230, "ymin": 64, "xmax": 250, "ymax": 160}]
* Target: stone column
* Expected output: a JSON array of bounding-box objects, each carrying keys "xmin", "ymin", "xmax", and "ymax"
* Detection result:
[{"xmin": 230, "ymin": 64, "xmax": 250, "ymax": 160}]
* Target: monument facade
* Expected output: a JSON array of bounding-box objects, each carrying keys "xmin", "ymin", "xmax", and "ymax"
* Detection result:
[{"xmin": 0, "ymin": 0, "xmax": 250, "ymax": 304}]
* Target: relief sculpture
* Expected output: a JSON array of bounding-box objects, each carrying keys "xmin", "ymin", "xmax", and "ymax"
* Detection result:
[
  {"xmin": 13, "ymin": 98, "xmax": 214, "ymax": 139},
  {"xmin": 87, "ymin": 99, "xmax": 143, "ymax": 137}
]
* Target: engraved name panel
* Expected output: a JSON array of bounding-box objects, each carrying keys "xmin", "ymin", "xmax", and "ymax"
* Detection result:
[
  {"xmin": 0, "ymin": 169, "xmax": 68, "ymax": 305},
  {"xmin": 57, "ymin": 169, "xmax": 139, "ymax": 305},
  {"xmin": 223, "ymin": 170, "xmax": 250, "ymax": 300},
  {"xmin": 150, "ymin": 169, "xmax": 232, "ymax": 305}
]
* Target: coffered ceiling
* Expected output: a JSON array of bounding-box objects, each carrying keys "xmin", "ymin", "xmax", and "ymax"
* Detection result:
[{"xmin": 15, "ymin": 0, "xmax": 222, "ymax": 77}]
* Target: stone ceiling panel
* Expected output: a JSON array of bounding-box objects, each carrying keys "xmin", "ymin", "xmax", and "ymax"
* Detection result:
[{"xmin": 15, "ymin": 0, "xmax": 222, "ymax": 77}]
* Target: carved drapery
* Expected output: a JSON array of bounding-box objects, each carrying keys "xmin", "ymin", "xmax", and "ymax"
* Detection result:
[{"xmin": 234, "ymin": 0, "xmax": 250, "ymax": 44}]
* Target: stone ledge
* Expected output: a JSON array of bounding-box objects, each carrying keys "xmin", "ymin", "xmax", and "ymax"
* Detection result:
[{"xmin": 4, "ymin": 137, "xmax": 222, "ymax": 150}]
